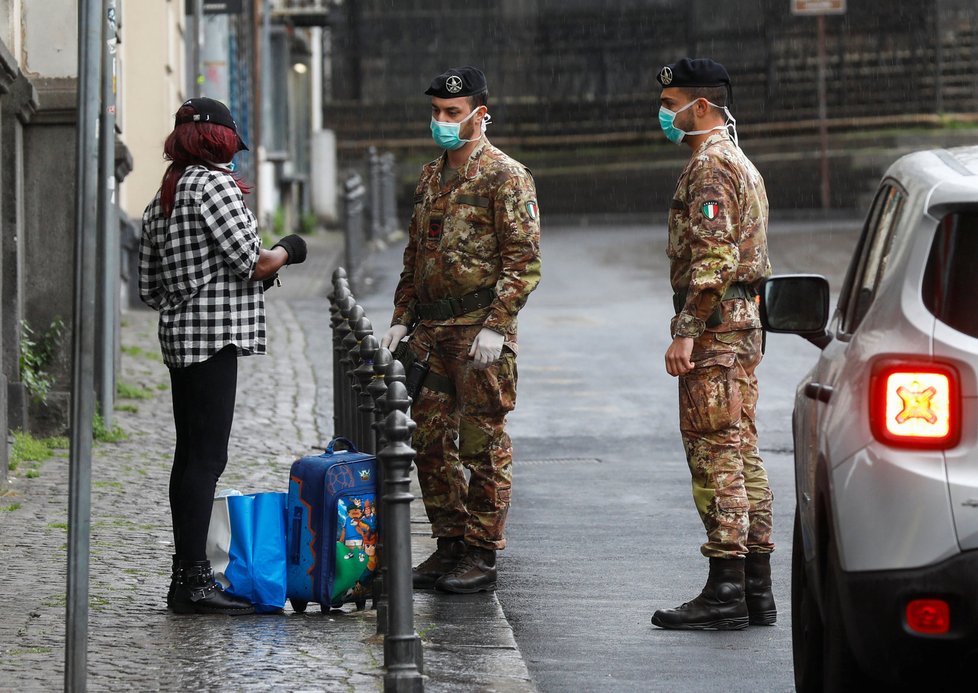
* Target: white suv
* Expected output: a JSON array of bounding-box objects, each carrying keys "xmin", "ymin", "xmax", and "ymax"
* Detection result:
[{"xmin": 762, "ymin": 145, "xmax": 978, "ymax": 690}]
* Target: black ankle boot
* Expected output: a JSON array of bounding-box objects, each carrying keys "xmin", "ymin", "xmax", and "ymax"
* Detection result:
[
  {"xmin": 166, "ymin": 554, "xmax": 179, "ymax": 609},
  {"xmin": 434, "ymin": 545, "xmax": 497, "ymax": 594},
  {"xmin": 412, "ymin": 537, "xmax": 467, "ymax": 589},
  {"xmin": 651, "ymin": 557, "xmax": 749, "ymax": 630},
  {"xmin": 171, "ymin": 560, "xmax": 255, "ymax": 615},
  {"xmin": 745, "ymin": 552, "xmax": 777, "ymax": 625}
]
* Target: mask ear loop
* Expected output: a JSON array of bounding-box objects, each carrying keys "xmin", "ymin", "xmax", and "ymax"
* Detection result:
[
  {"xmin": 723, "ymin": 107, "xmax": 739, "ymax": 147},
  {"xmin": 481, "ymin": 112, "xmax": 492, "ymax": 134}
]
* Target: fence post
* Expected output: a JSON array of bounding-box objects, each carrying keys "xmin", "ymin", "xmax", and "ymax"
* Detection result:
[
  {"xmin": 380, "ymin": 151, "xmax": 399, "ymax": 241},
  {"xmin": 343, "ymin": 173, "xmax": 366, "ymax": 292},
  {"xmin": 330, "ymin": 269, "xmax": 351, "ymax": 436},
  {"xmin": 380, "ymin": 374, "xmax": 424, "ymax": 691},
  {"xmin": 340, "ymin": 302, "xmax": 364, "ymax": 442},
  {"xmin": 355, "ymin": 332, "xmax": 378, "ymax": 455},
  {"xmin": 368, "ymin": 346, "xmax": 393, "ymax": 631},
  {"xmin": 368, "ymin": 146, "xmax": 383, "ymax": 246}
]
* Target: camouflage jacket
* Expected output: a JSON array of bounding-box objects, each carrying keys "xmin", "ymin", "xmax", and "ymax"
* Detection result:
[
  {"xmin": 391, "ymin": 136, "xmax": 542, "ymax": 340},
  {"xmin": 667, "ymin": 131, "xmax": 771, "ymax": 338}
]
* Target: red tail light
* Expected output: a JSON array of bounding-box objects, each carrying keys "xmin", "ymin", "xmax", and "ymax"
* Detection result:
[
  {"xmin": 870, "ymin": 361, "xmax": 960, "ymax": 449},
  {"xmin": 905, "ymin": 599, "xmax": 950, "ymax": 635}
]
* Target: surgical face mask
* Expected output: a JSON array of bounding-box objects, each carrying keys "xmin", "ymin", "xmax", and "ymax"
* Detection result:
[
  {"xmin": 658, "ymin": 99, "xmax": 738, "ymax": 146},
  {"xmin": 430, "ymin": 107, "xmax": 490, "ymax": 150}
]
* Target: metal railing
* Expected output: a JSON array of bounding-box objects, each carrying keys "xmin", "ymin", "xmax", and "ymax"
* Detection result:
[
  {"xmin": 342, "ymin": 149, "xmax": 401, "ymax": 292},
  {"xmin": 329, "ymin": 267, "xmax": 423, "ymax": 693}
]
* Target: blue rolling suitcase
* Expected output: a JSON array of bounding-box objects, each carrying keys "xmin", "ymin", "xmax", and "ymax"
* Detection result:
[{"xmin": 286, "ymin": 437, "xmax": 379, "ymax": 613}]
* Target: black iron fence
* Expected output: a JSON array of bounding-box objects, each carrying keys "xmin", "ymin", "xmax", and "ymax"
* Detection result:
[{"xmin": 328, "ymin": 268, "xmax": 424, "ymax": 693}]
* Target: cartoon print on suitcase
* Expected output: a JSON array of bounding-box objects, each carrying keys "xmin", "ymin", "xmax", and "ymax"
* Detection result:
[{"xmin": 286, "ymin": 437, "xmax": 378, "ymax": 612}]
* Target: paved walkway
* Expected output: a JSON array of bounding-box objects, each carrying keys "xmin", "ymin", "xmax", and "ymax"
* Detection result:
[{"xmin": 0, "ymin": 231, "xmax": 534, "ymax": 691}]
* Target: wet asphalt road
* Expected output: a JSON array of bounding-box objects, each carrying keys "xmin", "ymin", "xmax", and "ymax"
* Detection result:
[{"xmin": 362, "ymin": 217, "xmax": 862, "ymax": 692}]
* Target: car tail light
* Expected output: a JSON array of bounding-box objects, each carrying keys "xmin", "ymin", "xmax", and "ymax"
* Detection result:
[
  {"xmin": 870, "ymin": 361, "xmax": 960, "ymax": 449},
  {"xmin": 905, "ymin": 599, "xmax": 950, "ymax": 635}
]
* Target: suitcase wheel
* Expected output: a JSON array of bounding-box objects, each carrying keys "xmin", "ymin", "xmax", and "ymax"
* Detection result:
[
  {"xmin": 289, "ymin": 598, "xmax": 308, "ymax": 614},
  {"xmin": 355, "ymin": 597, "xmax": 367, "ymax": 611}
]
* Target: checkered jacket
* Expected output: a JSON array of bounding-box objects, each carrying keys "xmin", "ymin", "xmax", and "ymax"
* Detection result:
[{"xmin": 139, "ymin": 166, "xmax": 265, "ymax": 368}]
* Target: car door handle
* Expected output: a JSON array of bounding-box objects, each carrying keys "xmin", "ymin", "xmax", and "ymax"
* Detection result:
[{"xmin": 804, "ymin": 382, "xmax": 833, "ymax": 403}]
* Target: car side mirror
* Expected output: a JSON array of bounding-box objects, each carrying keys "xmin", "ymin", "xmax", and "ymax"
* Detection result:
[{"xmin": 759, "ymin": 274, "xmax": 832, "ymax": 349}]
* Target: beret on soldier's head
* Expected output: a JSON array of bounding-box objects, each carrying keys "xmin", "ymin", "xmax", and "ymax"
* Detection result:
[
  {"xmin": 425, "ymin": 66, "xmax": 488, "ymax": 98},
  {"xmin": 657, "ymin": 58, "xmax": 731, "ymax": 90}
]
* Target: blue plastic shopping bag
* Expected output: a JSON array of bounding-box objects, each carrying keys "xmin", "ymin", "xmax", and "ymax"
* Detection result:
[{"xmin": 206, "ymin": 491, "xmax": 287, "ymax": 614}]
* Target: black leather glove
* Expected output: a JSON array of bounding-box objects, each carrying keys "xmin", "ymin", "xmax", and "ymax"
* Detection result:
[
  {"xmin": 262, "ymin": 274, "xmax": 279, "ymax": 291},
  {"xmin": 272, "ymin": 234, "xmax": 308, "ymax": 265}
]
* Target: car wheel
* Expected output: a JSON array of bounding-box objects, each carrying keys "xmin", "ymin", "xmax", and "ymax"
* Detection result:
[
  {"xmin": 822, "ymin": 536, "xmax": 871, "ymax": 689},
  {"xmin": 792, "ymin": 507, "xmax": 824, "ymax": 693}
]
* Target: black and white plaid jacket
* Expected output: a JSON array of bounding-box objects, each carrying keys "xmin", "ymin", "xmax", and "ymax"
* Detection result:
[{"xmin": 139, "ymin": 166, "xmax": 265, "ymax": 368}]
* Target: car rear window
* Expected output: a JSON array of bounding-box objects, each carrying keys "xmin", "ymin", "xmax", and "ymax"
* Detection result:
[{"xmin": 922, "ymin": 211, "xmax": 978, "ymax": 338}]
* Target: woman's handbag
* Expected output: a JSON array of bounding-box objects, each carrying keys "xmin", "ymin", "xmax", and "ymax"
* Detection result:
[{"xmin": 206, "ymin": 491, "xmax": 288, "ymax": 614}]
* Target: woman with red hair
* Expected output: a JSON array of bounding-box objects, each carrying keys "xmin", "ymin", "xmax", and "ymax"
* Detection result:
[{"xmin": 139, "ymin": 97, "xmax": 307, "ymax": 615}]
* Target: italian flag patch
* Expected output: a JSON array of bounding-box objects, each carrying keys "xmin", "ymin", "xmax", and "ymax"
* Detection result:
[
  {"xmin": 702, "ymin": 200, "xmax": 720, "ymax": 220},
  {"xmin": 526, "ymin": 200, "xmax": 539, "ymax": 220}
]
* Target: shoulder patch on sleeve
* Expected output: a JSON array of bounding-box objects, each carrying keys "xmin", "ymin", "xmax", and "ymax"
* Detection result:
[{"xmin": 701, "ymin": 200, "xmax": 720, "ymax": 220}]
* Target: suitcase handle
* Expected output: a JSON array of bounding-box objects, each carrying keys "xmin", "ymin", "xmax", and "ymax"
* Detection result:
[{"xmin": 325, "ymin": 437, "xmax": 358, "ymax": 454}]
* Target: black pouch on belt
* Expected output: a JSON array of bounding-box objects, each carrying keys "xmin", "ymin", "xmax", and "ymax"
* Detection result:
[{"xmin": 404, "ymin": 352, "xmax": 430, "ymax": 401}]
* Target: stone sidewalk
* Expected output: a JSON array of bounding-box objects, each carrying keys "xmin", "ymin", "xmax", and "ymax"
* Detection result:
[{"xmin": 0, "ymin": 231, "xmax": 534, "ymax": 691}]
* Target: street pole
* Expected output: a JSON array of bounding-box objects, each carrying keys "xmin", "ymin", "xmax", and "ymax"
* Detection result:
[
  {"xmin": 66, "ymin": 0, "xmax": 103, "ymax": 688},
  {"xmin": 96, "ymin": 0, "xmax": 118, "ymax": 426},
  {"xmin": 816, "ymin": 14, "xmax": 830, "ymax": 211},
  {"xmin": 193, "ymin": 0, "xmax": 204, "ymax": 97}
]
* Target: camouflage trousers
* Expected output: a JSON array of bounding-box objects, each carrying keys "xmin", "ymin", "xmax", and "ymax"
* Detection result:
[
  {"xmin": 409, "ymin": 323, "xmax": 517, "ymax": 551},
  {"xmin": 678, "ymin": 329, "xmax": 774, "ymax": 559}
]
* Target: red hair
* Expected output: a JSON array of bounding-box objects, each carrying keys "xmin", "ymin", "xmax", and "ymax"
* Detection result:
[{"xmin": 159, "ymin": 105, "xmax": 252, "ymax": 217}]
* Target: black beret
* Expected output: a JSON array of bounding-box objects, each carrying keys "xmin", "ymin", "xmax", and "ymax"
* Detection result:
[
  {"xmin": 657, "ymin": 58, "xmax": 730, "ymax": 90},
  {"xmin": 175, "ymin": 97, "xmax": 249, "ymax": 151},
  {"xmin": 424, "ymin": 66, "xmax": 488, "ymax": 98}
]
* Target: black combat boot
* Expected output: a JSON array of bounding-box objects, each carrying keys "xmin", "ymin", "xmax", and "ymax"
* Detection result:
[
  {"xmin": 745, "ymin": 552, "xmax": 777, "ymax": 625},
  {"xmin": 412, "ymin": 537, "xmax": 467, "ymax": 589},
  {"xmin": 171, "ymin": 560, "xmax": 255, "ymax": 615},
  {"xmin": 166, "ymin": 554, "xmax": 179, "ymax": 609},
  {"xmin": 650, "ymin": 557, "xmax": 749, "ymax": 630},
  {"xmin": 434, "ymin": 545, "xmax": 497, "ymax": 594}
]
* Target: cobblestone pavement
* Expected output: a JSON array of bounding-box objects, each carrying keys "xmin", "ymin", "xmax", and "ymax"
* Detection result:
[{"xmin": 0, "ymin": 231, "xmax": 533, "ymax": 692}]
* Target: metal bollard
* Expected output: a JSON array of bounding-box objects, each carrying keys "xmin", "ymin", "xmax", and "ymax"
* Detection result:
[
  {"xmin": 343, "ymin": 173, "xmax": 367, "ymax": 292},
  {"xmin": 355, "ymin": 333, "xmax": 379, "ymax": 455},
  {"xmin": 340, "ymin": 303, "xmax": 364, "ymax": 441},
  {"xmin": 330, "ymin": 272, "xmax": 351, "ymax": 437},
  {"xmin": 380, "ymin": 376, "xmax": 424, "ymax": 691},
  {"xmin": 349, "ymin": 315, "xmax": 372, "ymax": 449},
  {"xmin": 368, "ymin": 146, "xmax": 384, "ymax": 246},
  {"xmin": 380, "ymin": 152, "xmax": 399, "ymax": 240},
  {"xmin": 334, "ymin": 293, "xmax": 357, "ymax": 438},
  {"xmin": 368, "ymin": 347, "xmax": 394, "ymax": 633}
]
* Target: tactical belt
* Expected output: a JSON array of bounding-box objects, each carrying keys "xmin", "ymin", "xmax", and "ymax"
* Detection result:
[
  {"xmin": 673, "ymin": 283, "xmax": 758, "ymax": 328},
  {"xmin": 415, "ymin": 288, "xmax": 496, "ymax": 321},
  {"xmin": 398, "ymin": 345, "xmax": 456, "ymax": 396}
]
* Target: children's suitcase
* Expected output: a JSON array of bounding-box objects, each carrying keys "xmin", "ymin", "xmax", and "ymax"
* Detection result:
[{"xmin": 286, "ymin": 437, "xmax": 379, "ymax": 612}]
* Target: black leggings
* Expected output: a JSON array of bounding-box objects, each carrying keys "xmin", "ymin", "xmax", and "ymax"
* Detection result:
[{"xmin": 168, "ymin": 345, "xmax": 238, "ymax": 562}]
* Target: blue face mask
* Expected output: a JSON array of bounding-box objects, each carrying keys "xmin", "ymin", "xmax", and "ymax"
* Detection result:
[
  {"xmin": 430, "ymin": 107, "xmax": 486, "ymax": 150},
  {"xmin": 659, "ymin": 99, "xmax": 738, "ymax": 146}
]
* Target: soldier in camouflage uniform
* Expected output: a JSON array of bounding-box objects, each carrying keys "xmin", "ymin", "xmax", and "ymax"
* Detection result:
[
  {"xmin": 380, "ymin": 66, "xmax": 541, "ymax": 594},
  {"xmin": 648, "ymin": 59, "xmax": 776, "ymax": 631}
]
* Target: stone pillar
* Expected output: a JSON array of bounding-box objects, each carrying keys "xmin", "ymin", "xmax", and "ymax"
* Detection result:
[
  {"xmin": 0, "ymin": 39, "xmax": 29, "ymax": 487},
  {"xmin": 21, "ymin": 78, "xmax": 78, "ymax": 434}
]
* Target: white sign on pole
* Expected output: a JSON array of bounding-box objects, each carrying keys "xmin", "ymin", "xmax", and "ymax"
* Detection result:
[{"xmin": 791, "ymin": 0, "xmax": 846, "ymax": 15}]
